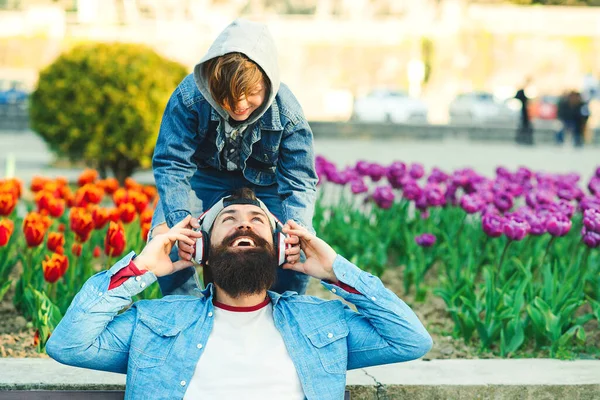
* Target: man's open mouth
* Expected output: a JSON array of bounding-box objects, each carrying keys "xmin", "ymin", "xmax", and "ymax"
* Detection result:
[{"xmin": 230, "ymin": 237, "xmax": 256, "ymax": 248}]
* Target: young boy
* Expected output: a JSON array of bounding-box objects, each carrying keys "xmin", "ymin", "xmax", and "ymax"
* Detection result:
[{"xmin": 151, "ymin": 19, "xmax": 317, "ymax": 296}]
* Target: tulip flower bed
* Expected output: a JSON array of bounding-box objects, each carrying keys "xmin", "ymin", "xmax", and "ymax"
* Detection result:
[
  {"xmin": 1, "ymin": 159, "xmax": 600, "ymax": 360},
  {"xmin": 0, "ymin": 170, "xmax": 159, "ymax": 353},
  {"xmin": 314, "ymin": 156, "xmax": 600, "ymax": 358}
]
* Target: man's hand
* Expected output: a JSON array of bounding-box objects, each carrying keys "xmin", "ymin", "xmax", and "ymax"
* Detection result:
[
  {"xmin": 281, "ymin": 220, "xmax": 338, "ymax": 282},
  {"xmin": 134, "ymin": 216, "xmax": 203, "ymax": 277}
]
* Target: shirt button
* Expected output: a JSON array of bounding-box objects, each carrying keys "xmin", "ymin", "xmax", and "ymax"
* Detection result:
[
  {"xmin": 140, "ymin": 282, "xmax": 146, "ymax": 288},
  {"xmin": 371, "ymin": 296, "xmax": 377, "ymax": 301},
  {"xmin": 98, "ymin": 292, "xmax": 103, "ymax": 297},
  {"xmin": 327, "ymin": 332, "xmax": 333, "ymax": 339},
  {"xmin": 331, "ymin": 288, "xmax": 337, "ymax": 294},
  {"xmin": 180, "ymin": 380, "xmax": 186, "ymax": 386},
  {"xmin": 135, "ymin": 276, "xmax": 141, "ymax": 282},
  {"xmin": 208, "ymin": 312, "xmax": 213, "ymax": 317},
  {"xmin": 197, "ymin": 344, "xmax": 203, "ymax": 349}
]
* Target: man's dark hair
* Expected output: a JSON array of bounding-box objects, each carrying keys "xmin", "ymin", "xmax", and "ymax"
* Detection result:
[{"xmin": 227, "ymin": 187, "xmax": 258, "ymax": 202}]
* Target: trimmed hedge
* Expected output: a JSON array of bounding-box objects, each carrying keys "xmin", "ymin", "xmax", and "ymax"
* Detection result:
[{"xmin": 30, "ymin": 43, "xmax": 188, "ymax": 183}]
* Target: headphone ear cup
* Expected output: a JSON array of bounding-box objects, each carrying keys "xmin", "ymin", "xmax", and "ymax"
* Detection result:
[
  {"xmin": 275, "ymin": 231, "xmax": 287, "ymax": 266},
  {"xmin": 193, "ymin": 230, "xmax": 210, "ymax": 265}
]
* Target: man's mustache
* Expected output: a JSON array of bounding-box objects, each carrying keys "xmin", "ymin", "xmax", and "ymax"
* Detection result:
[{"xmin": 223, "ymin": 229, "xmax": 269, "ymax": 248}]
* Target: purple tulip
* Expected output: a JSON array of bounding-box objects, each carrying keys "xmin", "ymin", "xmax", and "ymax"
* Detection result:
[
  {"xmin": 596, "ymin": 166, "xmax": 600, "ymax": 178},
  {"xmin": 409, "ymin": 163, "xmax": 425, "ymax": 180},
  {"xmin": 415, "ymin": 233, "xmax": 436, "ymax": 247},
  {"xmin": 588, "ymin": 176, "xmax": 600, "ymax": 196},
  {"xmin": 415, "ymin": 194, "xmax": 428, "ymax": 211},
  {"xmin": 494, "ymin": 192, "xmax": 514, "ymax": 213},
  {"xmin": 386, "ymin": 162, "xmax": 406, "ymax": 188},
  {"xmin": 496, "ymin": 166, "xmax": 512, "ymax": 179},
  {"xmin": 460, "ymin": 194, "xmax": 483, "ymax": 214},
  {"xmin": 545, "ymin": 213, "xmax": 572, "ymax": 237},
  {"xmin": 372, "ymin": 185, "xmax": 395, "ymax": 209},
  {"xmin": 424, "ymin": 183, "xmax": 446, "ymax": 207},
  {"xmin": 427, "ymin": 168, "xmax": 449, "ymax": 184},
  {"xmin": 503, "ymin": 216, "xmax": 530, "ymax": 241},
  {"xmin": 583, "ymin": 209, "xmax": 600, "ymax": 233},
  {"xmin": 582, "ymin": 227, "xmax": 600, "ymax": 248},
  {"xmin": 482, "ymin": 213, "xmax": 505, "ymax": 238},
  {"xmin": 355, "ymin": 160, "xmax": 371, "ymax": 176},
  {"xmin": 556, "ymin": 200, "xmax": 575, "ymax": 218},
  {"xmin": 402, "ymin": 181, "xmax": 422, "ymax": 201},
  {"xmin": 579, "ymin": 196, "xmax": 600, "ymax": 213},
  {"xmin": 367, "ymin": 163, "xmax": 386, "ymax": 182},
  {"xmin": 444, "ymin": 184, "xmax": 459, "ymax": 206},
  {"xmin": 350, "ymin": 179, "xmax": 368, "ymax": 194},
  {"xmin": 521, "ymin": 211, "xmax": 547, "ymax": 236}
]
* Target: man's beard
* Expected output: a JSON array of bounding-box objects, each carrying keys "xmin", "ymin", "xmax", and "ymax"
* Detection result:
[{"xmin": 207, "ymin": 229, "xmax": 277, "ymax": 298}]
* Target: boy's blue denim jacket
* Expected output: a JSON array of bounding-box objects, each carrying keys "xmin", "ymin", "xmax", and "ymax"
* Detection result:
[
  {"xmin": 47, "ymin": 252, "xmax": 432, "ymax": 400},
  {"xmin": 153, "ymin": 74, "xmax": 318, "ymax": 230}
]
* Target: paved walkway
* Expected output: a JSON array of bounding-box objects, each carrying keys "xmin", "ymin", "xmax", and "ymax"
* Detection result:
[{"xmin": 1, "ymin": 130, "xmax": 598, "ymax": 185}]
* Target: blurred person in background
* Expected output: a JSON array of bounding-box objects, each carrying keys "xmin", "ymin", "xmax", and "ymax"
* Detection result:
[
  {"xmin": 574, "ymin": 91, "xmax": 590, "ymax": 148},
  {"xmin": 555, "ymin": 91, "xmax": 573, "ymax": 144},
  {"xmin": 515, "ymin": 77, "xmax": 533, "ymax": 145},
  {"xmin": 150, "ymin": 19, "xmax": 318, "ymax": 297}
]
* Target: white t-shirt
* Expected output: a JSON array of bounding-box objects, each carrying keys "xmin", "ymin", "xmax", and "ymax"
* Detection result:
[{"xmin": 183, "ymin": 299, "xmax": 304, "ymax": 400}]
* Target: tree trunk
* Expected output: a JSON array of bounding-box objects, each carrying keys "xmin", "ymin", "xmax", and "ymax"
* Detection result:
[{"xmin": 111, "ymin": 159, "xmax": 137, "ymax": 186}]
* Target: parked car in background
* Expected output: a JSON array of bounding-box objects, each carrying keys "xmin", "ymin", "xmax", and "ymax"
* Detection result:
[
  {"xmin": 351, "ymin": 90, "xmax": 429, "ymax": 124},
  {"xmin": 0, "ymin": 80, "xmax": 29, "ymax": 116},
  {"xmin": 448, "ymin": 91, "xmax": 518, "ymax": 126},
  {"xmin": 528, "ymin": 94, "xmax": 559, "ymax": 121}
]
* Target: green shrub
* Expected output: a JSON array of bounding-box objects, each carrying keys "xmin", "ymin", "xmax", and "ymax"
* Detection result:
[{"xmin": 30, "ymin": 43, "xmax": 188, "ymax": 183}]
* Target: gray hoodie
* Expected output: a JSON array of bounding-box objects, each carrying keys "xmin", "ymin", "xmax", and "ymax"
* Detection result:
[{"xmin": 193, "ymin": 19, "xmax": 280, "ymax": 128}]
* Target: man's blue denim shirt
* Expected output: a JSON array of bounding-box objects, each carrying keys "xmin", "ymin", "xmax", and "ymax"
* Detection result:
[
  {"xmin": 152, "ymin": 74, "xmax": 318, "ymax": 231},
  {"xmin": 47, "ymin": 252, "xmax": 432, "ymax": 400}
]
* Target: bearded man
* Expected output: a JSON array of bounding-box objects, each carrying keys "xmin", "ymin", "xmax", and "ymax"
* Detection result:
[{"xmin": 47, "ymin": 188, "xmax": 432, "ymax": 400}]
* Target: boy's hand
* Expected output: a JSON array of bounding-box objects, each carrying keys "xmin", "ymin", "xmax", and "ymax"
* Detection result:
[
  {"xmin": 135, "ymin": 216, "xmax": 203, "ymax": 277},
  {"xmin": 284, "ymin": 234, "xmax": 301, "ymax": 264},
  {"xmin": 177, "ymin": 216, "xmax": 201, "ymax": 261}
]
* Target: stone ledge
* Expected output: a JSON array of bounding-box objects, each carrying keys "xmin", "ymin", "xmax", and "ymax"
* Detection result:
[{"xmin": 1, "ymin": 359, "xmax": 599, "ymax": 399}]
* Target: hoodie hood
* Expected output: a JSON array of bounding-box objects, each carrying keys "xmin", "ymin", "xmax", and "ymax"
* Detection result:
[{"xmin": 193, "ymin": 19, "xmax": 280, "ymax": 126}]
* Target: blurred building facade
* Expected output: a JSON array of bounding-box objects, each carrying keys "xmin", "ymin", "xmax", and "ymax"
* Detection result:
[{"xmin": 1, "ymin": 0, "xmax": 600, "ymax": 122}]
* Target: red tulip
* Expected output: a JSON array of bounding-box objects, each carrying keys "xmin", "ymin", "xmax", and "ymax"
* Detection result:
[
  {"xmin": 141, "ymin": 222, "xmax": 151, "ymax": 241},
  {"xmin": 140, "ymin": 209, "xmax": 153, "ymax": 226},
  {"xmin": 130, "ymin": 191, "xmax": 149, "ymax": 214},
  {"xmin": 77, "ymin": 169, "xmax": 98, "ymax": 187},
  {"xmin": 142, "ymin": 185, "xmax": 157, "ymax": 201},
  {"xmin": 97, "ymin": 178, "xmax": 119, "ymax": 195},
  {"xmin": 71, "ymin": 242, "xmax": 82, "ymax": 257},
  {"xmin": 118, "ymin": 203, "xmax": 136, "ymax": 224},
  {"xmin": 0, "ymin": 192, "xmax": 16, "ymax": 216},
  {"xmin": 23, "ymin": 212, "xmax": 52, "ymax": 247},
  {"xmin": 47, "ymin": 232, "xmax": 65, "ymax": 253},
  {"xmin": 105, "ymin": 221, "xmax": 126, "ymax": 257},
  {"xmin": 74, "ymin": 184, "xmax": 104, "ymax": 208},
  {"xmin": 125, "ymin": 177, "xmax": 142, "ymax": 191},
  {"xmin": 112, "ymin": 188, "xmax": 129, "ymax": 207},
  {"xmin": 58, "ymin": 223, "xmax": 65, "ymax": 232},
  {"xmin": 93, "ymin": 245, "xmax": 101, "ymax": 258},
  {"xmin": 0, "ymin": 178, "xmax": 22, "ymax": 199},
  {"xmin": 36, "ymin": 191, "xmax": 66, "ymax": 218},
  {"xmin": 109, "ymin": 208, "xmax": 121, "ymax": 223},
  {"xmin": 69, "ymin": 207, "xmax": 94, "ymax": 242},
  {"xmin": 42, "ymin": 252, "xmax": 69, "ymax": 283},
  {"xmin": 91, "ymin": 206, "xmax": 110, "ymax": 230},
  {"xmin": 0, "ymin": 219, "xmax": 14, "ymax": 247},
  {"xmin": 30, "ymin": 176, "xmax": 51, "ymax": 192}
]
